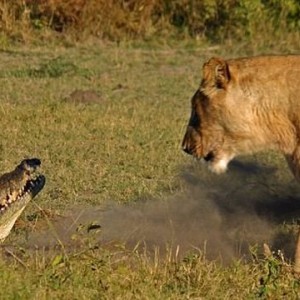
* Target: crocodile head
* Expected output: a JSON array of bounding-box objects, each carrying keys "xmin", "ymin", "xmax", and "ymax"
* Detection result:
[{"xmin": 0, "ymin": 158, "xmax": 45, "ymax": 241}]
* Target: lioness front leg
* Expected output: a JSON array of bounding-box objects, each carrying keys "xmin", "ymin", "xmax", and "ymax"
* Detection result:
[{"xmin": 285, "ymin": 146, "xmax": 300, "ymax": 273}]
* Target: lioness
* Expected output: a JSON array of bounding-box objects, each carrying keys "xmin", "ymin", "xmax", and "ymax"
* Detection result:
[{"xmin": 181, "ymin": 55, "xmax": 300, "ymax": 272}]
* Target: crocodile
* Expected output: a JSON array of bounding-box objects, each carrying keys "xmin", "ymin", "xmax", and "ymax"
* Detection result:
[{"xmin": 0, "ymin": 158, "xmax": 45, "ymax": 241}]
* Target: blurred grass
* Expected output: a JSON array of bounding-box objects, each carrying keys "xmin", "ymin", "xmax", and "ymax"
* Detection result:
[
  {"xmin": 0, "ymin": 243, "xmax": 299, "ymax": 299},
  {"xmin": 0, "ymin": 41, "xmax": 299, "ymax": 298},
  {"xmin": 0, "ymin": 0, "xmax": 300, "ymax": 50}
]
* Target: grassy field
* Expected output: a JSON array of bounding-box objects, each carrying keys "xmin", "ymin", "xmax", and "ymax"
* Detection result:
[{"xmin": 0, "ymin": 40, "xmax": 300, "ymax": 299}]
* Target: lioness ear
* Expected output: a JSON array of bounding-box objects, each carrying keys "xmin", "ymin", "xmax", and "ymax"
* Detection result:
[{"xmin": 203, "ymin": 57, "xmax": 230, "ymax": 89}]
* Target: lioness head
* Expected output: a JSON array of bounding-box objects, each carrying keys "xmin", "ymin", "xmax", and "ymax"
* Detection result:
[{"xmin": 182, "ymin": 57, "xmax": 236, "ymax": 174}]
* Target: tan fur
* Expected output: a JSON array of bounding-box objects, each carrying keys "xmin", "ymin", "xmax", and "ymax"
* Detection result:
[
  {"xmin": 182, "ymin": 55, "xmax": 300, "ymax": 272},
  {"xmin": 182, "ymin": 55, "xmax": 300, "ymax": 176}
]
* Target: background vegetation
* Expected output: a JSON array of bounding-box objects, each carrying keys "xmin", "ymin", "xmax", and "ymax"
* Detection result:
[{"xmin": 0, "ymin": 0, "xmax": 300, "ymax": 46}]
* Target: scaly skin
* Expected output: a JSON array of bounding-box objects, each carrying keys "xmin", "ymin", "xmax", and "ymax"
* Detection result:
[{"xmin": 0, "ymin": 158, "xmax": 45, "ymax": 241}]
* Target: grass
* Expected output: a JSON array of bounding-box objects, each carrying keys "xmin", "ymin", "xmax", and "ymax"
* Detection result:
[
  {"xmin": 0, "ymin": 44, "xmax": 194, "ymax": 205},
  {"xmin": 0, "ymin": 40, "xmax": 299, "ymax": 298}
]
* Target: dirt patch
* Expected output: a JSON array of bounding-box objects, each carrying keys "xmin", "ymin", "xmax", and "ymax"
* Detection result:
[{"xmin": 64, "ymin": 89, "xmax": 104, "ymax": 105}]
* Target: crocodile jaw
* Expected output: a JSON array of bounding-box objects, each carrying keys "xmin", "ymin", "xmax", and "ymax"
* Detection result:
[
  {"xmin": 0, "ymin": 206, "xmax": 26, "ymax": 241},
  {"xmin": 0, "ymin": 175, "xmax": 45, "ymax": 241}
]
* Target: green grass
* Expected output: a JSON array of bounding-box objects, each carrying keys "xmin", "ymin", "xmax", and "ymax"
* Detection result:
[
  {"xmin": 0, "ymin": 41, "xmax": 299, "ymax": 299},
  {"xmin": 0, "ymin": 45, "xmax": 197, "ymax": 205}
]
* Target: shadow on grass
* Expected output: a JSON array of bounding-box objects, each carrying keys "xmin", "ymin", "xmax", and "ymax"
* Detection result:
[{"xmin": 181, "ymin": 159, "xmax": 300, "ymax": 262}]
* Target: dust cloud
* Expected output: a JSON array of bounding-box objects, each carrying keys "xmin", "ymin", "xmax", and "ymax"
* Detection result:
[{"xmin": 28, "ymin": 158, "xmax": 300, "ymax": 262}]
